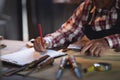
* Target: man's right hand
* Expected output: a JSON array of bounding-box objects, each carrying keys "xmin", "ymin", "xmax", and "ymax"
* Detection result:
[{"xmin": 34, "ymin": 37, "xmax": 48, "ymax": 52}]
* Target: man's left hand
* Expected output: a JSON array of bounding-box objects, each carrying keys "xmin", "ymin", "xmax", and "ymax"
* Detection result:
[{"xmin": 81, "ymin": 38, "xmax": 110, "ymax": 57}]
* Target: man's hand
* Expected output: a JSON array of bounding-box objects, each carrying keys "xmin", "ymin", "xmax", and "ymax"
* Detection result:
[
  {"xmin": 81, "ymin": 38, "xmax": 110, "ymax": 57},
  {"xmin": 34, "ymin": 37, "xmax": 48, "ymax": 52}
]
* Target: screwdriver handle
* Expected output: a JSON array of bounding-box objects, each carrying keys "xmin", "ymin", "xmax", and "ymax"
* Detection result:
[
  {"xmin": 59, "ymin": 57, "xmax": 68, "ymax": 69},
  {"xmin": 68, "ymin": 55, "xmax": 78, "ymax": 68}
]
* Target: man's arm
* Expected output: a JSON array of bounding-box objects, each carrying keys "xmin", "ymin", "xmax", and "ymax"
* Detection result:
[
  {"xmin": 80, "ymin": 34, "xmax": 120, "ymax": 57},
  {"xmin": 44, "ymin": 2, "xmax": 86, "ymax": 48}
]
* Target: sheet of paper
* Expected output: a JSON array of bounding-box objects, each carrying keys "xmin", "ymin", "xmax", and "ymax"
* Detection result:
[
  {"xmin": 1, "ymin": 48, "xmax": 66, "ymax": 66},
  {"xmin": 67, "ymin": 44, "xmax": 81, "ymax": 50},
  {"xmin": 45, "ymin": 49, "xmax": 66, "ymax": 58}
]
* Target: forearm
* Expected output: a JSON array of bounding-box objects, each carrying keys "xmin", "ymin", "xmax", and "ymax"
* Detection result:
[{"xmin": 44, "ymin": 24, "xmax": 84, "ymax": 48}]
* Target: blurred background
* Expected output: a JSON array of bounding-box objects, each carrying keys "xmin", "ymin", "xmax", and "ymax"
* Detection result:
[{"xmin": 0, "ymin": 0, "xmax": 83, "ymax": 41}]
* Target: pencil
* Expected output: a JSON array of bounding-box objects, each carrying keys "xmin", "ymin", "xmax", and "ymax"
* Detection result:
[{"xmin": 38, "ymin": 24, "xmax": 44, "ymax": 48}]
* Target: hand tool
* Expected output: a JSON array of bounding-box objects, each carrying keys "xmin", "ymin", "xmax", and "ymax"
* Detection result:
[
  {"xmin": 84, "ymin": 62, "xmax": 111, "ymax": 73},
  {"xmin": 56, "ymin": 57, "xmax": 68, "ymax": 80},
  {"xmin": 56, "ymin": 55, "xmax": 82, "ymax": 80},
  {"xmin": 68, "ymin": 55, "xmax": 82, "ymax": 79}
]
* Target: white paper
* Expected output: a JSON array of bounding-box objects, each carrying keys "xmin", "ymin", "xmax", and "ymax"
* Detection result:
[
  {"xmin": 1, "ymin": 48, "xmax": 66, "ymax": 66},
  {"xmin": 45, "ymin": 50, "xmax": 66, "ymax": 58},
  {"xmin": 67, "ymin": 44, "xmax": 81, "ymax": 50}
]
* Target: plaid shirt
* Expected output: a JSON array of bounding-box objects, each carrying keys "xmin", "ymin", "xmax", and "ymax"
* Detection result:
[{"xmin": 44, "ymin": 0, "xmax": 120, "ymax": 48}]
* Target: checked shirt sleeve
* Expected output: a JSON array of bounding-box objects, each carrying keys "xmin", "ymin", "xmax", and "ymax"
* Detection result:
[
  {"xmin": 105, "ymin": 34, "xmax": 120, "ymax": 48},
  {"xmin": 44, "ymin": 3, "xmax": 86, "ymax": 48}
]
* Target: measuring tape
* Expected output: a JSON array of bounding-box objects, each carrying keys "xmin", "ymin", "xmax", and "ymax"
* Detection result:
[
  {"xmin": 94, "ymin": 62, "xmax": 111, "ymax": 71},
  {"xmin": 84, "ymin": 62, "xmax": 111, "ymax": 73}
]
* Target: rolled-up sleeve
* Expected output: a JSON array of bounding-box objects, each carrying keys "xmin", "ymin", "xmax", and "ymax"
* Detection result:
[{"xmin": 105, "ymin": 34, "xmax": 120, "ymax": 48}]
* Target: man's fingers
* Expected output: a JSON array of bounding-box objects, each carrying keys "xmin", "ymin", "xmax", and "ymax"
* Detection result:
[
  {"xmin": 89, "ymin": 45, "xmax": 97, "ymax": 56},
  {"xmin": 34, "ymin": 37, "xmax": 46, "ymax": 52},
  {"xmin": 34, "ymin": 38, "xmax": 41, "ymax": 51},
  {"xmin": 94, "ymin": 47, "xmax": 101, "ymax": 57},
  {"xmin": 81, "ymin": 43, "xmax": 93, "ymax": 55}
]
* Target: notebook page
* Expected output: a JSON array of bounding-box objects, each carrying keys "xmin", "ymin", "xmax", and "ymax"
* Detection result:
[
  {"xmin": 1, "ymin": 48, "xmax": 38, "ymax": 66},
  {"xmin": 1, "ymin": 48, "xmax": 66, "ymax": 66}
]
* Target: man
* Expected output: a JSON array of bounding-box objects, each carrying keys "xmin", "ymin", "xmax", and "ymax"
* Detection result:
[{"xmin": 34, "ymin": 0, "xmax": 120, "ymax": 57}]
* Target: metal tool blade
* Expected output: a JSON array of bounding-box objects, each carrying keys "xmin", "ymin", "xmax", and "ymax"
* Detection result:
[
  {"xmin": 74, "ymin": 67, "xmax": 82, "ymax": 79},
  {"xmin": 56, "ymin": 69, "xmax": 63, "ymax": 80}
]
